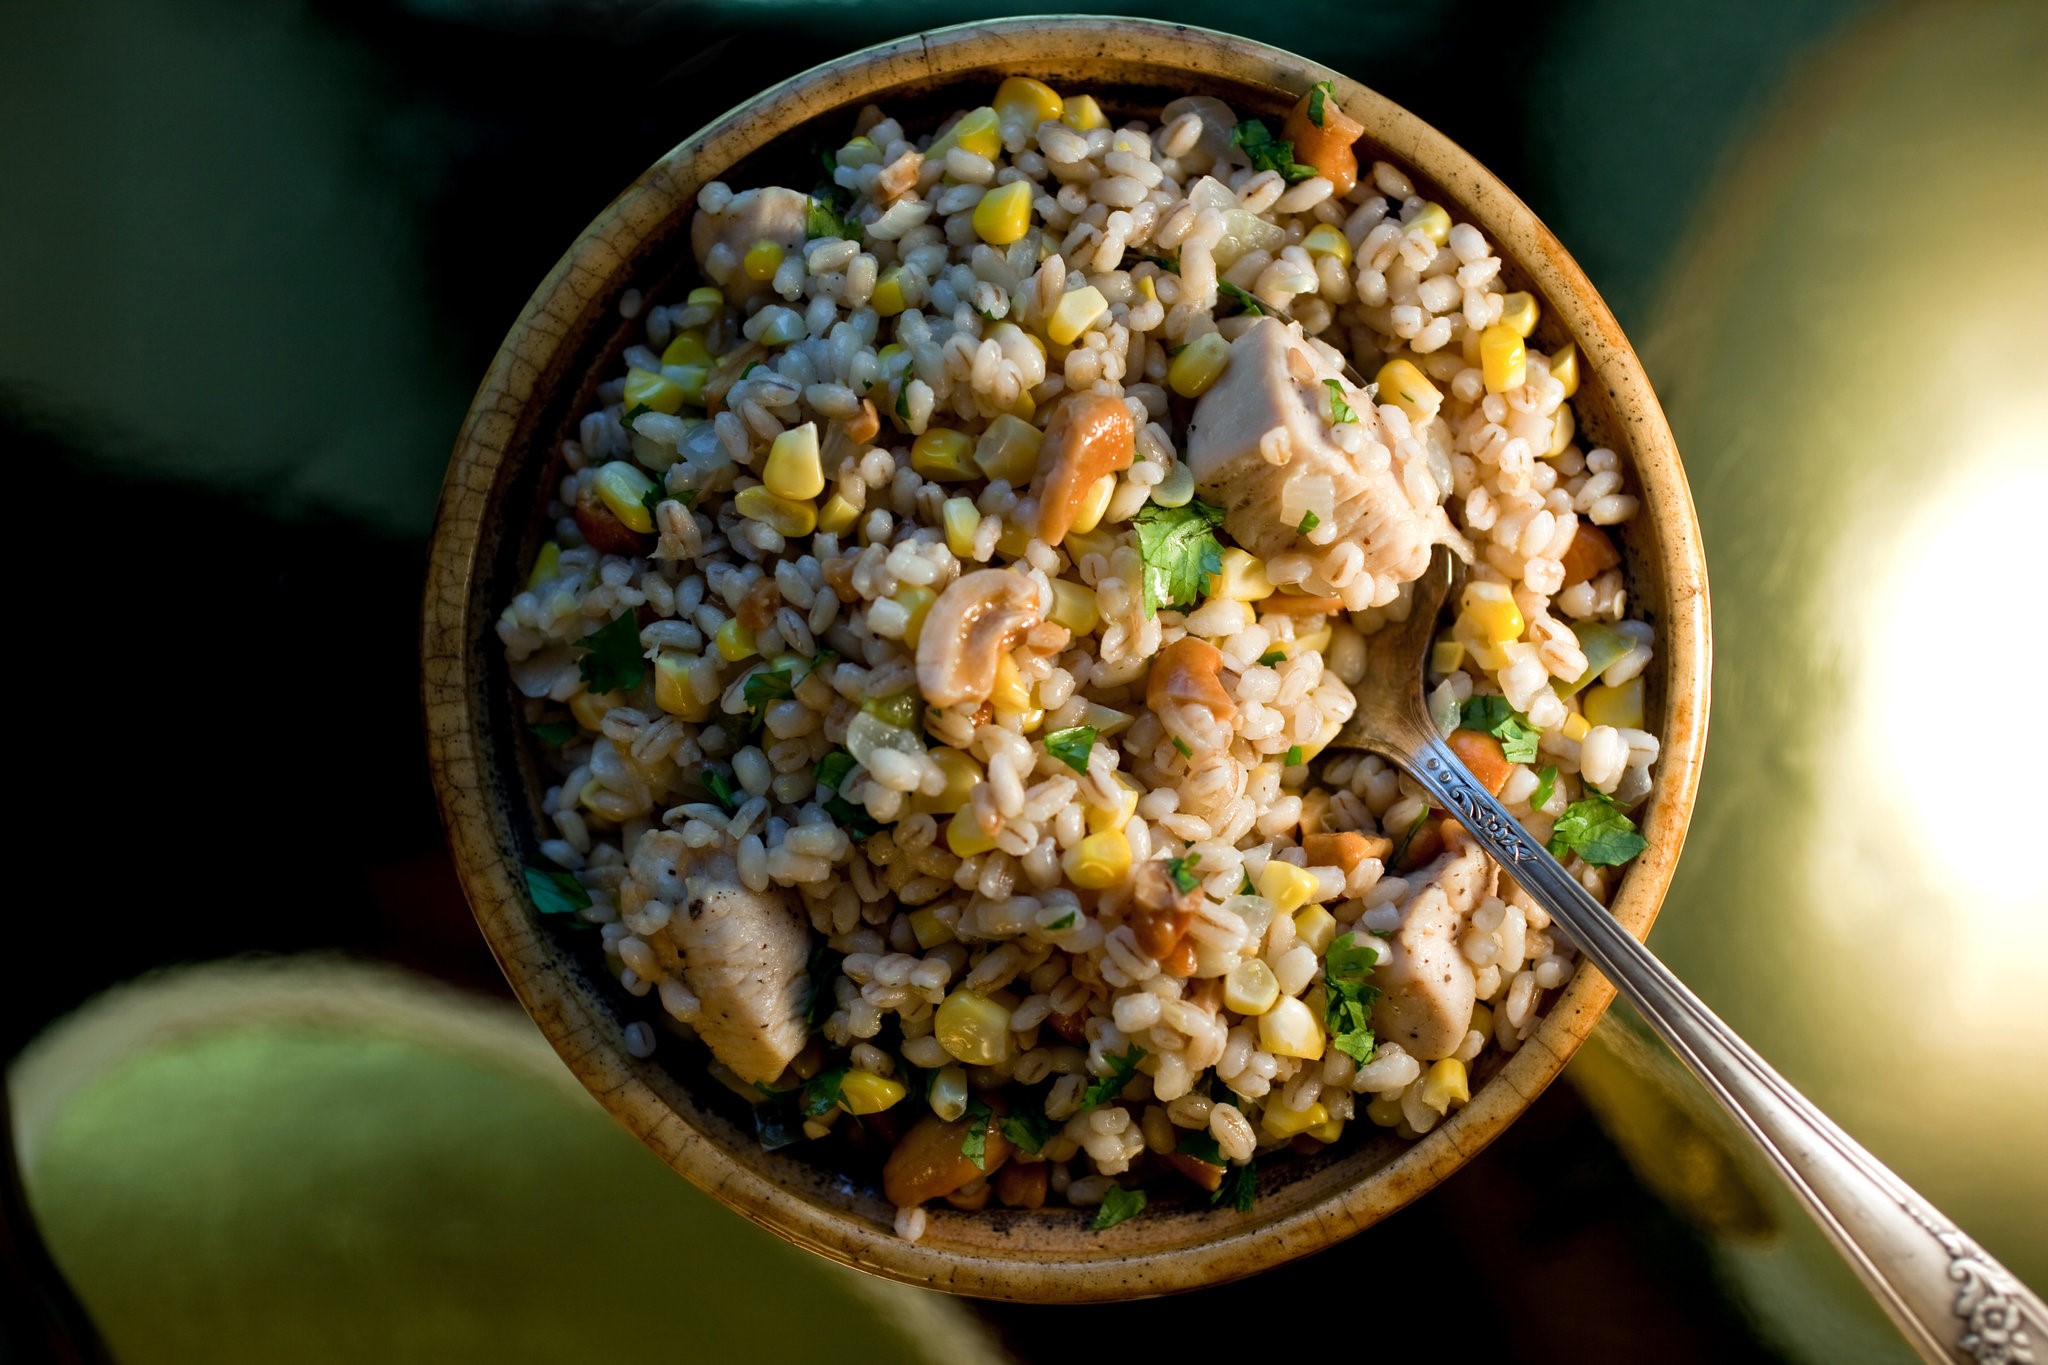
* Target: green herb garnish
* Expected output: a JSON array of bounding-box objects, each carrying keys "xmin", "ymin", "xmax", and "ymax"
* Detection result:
[
  {"xmin": 532, "ymin": 721, "xmax": 580, "ymax": 747},
  {"xmin": 742, "ymin": 665, "xmax": 796, "ymax": 713},
  {"xmin": 1323, "ymin": 932, "xmax": 1383, "ymax": 1063},
  {"xmin": 816, "ymin": 750, "xmax": 856, "ymax": 792},
  {"xmin": 1080, "ymin": 1047, "xmax": 1145, "ymax": 1111},
  {"xmin": 1092, "ymin": 1184, "xmax": 1147, "ymax": 1230},
  {"xmin": 641, "ymin": 482, "xmax": 668, "ymax": 521},
  {"xmin": 1531, "ymin": 764, "xmax": 1559, "ymax": 811},
  {"xmin": 1177, "ymin": 1130, "xmax": 1224, "ymax": 1165},
  {"xmin": 961, "ymin": 1098, "xmax": 992, "ymax": 1170},
  {"xmin": 1173, "ymin": 736, "xmax": 1194, "ymax": 758},
  {"xmin": 570, "ymin": 611, "xmax": 647, "ymax": 694},
  {"xmin": 1137, "ymin": 251, "xmax": 1181, "ymax": 273},
  {"xmin": 704, "ymin": 767, "xmax": 743, "ymax": 815},
  {"xmin": 1164, "ymin": 855, "xmax": 1201, "ymax": 894},
  {"xmin": 1546, "ymin": 793, "xmax": 1647, "ymax": 866},
  {"xmin": 620, "ymin": 402, "xmax": 655, "ymax": 429},
  {"xmin": 1459, "ymin": 695, "xmax": 1541, "ymax": 764},
  {"xmin": 524, "ymin": 866, "xmax": 590, "ymax": 916},
  {"xmin": 806, "ymin": 195, "xmax": 860, "ymax": 242},
  {"xmin": 753, "ymin": 1097, "xmax": 804, "ymax": 1151},
  {"xmin": 1215, "ymin": 1160, "xmax": 1257, "ymax": 1211},
  {"xmin": 801, "ymin": 1066, "xmax": 847, "ymax": 1118},
  {"xmin": 895, "ymin": 379, "xmax": 912, "ymax": 422},
  {"xmin": 1307, "ymin": 81, "xmax": 1333, "ymax": 128},
  {"xmin": 1296, "ymin": 510, "xmax": 1321, "ymax": 536},
  {"xmin": 1389, "ymin": 803, "xmax": 1430, "ymax": 868},
  {"xmin": 824, "ymin": 795, "xmax": 887, "ymax": 842},
  {"xmin": 1131, "ymin": 498, "xmax": 1228, "ymax": 616},
  {"xmin": 1323, "ymin": 379, "xmax": 1355, "ymax": 424},
  {"xmin": 1228, "ymin": 118, "xmax": 1316, "ymax": 182},
  {"xmin": 1046, "ymin": 911, "xmax": 1076, "ymax": 931},
  {"xmin": 1044, "ymin": 725, "xmax": 1098, "ymax": 775},
  {"xmin": 1239, "ymin": 872, "xmax": 1256, "ymax": 895},
  {"xmin": 1283, "ymin": 744, "xmax": 1304, "ymax": 767},
  {"xmin": 1217, "ymin": 280, "xmax": 1266, "ymax": 316},
  {"xmin": 1000, "ymin": 1110, "xmax": 1054, "ymax": 1156},
  {"xmin": 801, "ymin": 940, "xmax": 842, "ymax": 1029},
  {"xmin": 1257, "ymin": 649, "xmax": 1286, "ymax": 667}
]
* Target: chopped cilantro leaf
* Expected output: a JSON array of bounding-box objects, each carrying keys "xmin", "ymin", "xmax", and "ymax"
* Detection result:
[
  {"xmin": 672, "ymin": 487, "xmax": 699, "ymax": 508},
  {"xmin": 1389, "ymin": 804, "xmax": 1430, "ymax": 869},
  {"xmin": 1547, "ymin": 793, "xmax": 1648, "ymax": 866},
  {"xmin": 1131, "ymin": 499, "xmax": 1228, "ymax": 616},
  {"xmin": 1177, "ymin": 1130, "xmax": 1225, "ymax": 1165},
  {"xmin": 1460, "ymin": 695, "xmax": 1541, "ymax": 764},
  {"xmin": 1323, "ymin": 378, "xmax": 1355, "ymax": 424},
  {"xmin": 1046, "ymin": 911, "xmax": 1076, "ymax": 931},
  {"xmin": 1215, "ymin": 1160, "xmax": 1257, "ymax": 1212},
  {"xmin": 1307, "ymin": 81, "xmax": 1333, "ymax": 128},
  {"xmin": 1296, "ymin": 510, "xmax": 1321, "ymax": 536},
  {"xmin": 1323, "ymin": 932, "xmax": 1383, "ymax": 1063},
  {"xmin": 524, "ymin": 866, "xmax": 590, "ymax": 916},
  {"xmin": 1080, "ymin": 1047, "xmax": 1145, "ymax": 1110},
  {"xmin": 806, "ymin": 195, "xmax": 860, "ymax": 241},
  {"xmin": 801, "ymin": 940, "xmax": 842, "ymax": 1029},
  {"xmin": 824, "ymin": 794, "xmax": 886, "ymax": 841},
  {"xmin": 1257, "ymin": 649, "xmax": 1286, "ymax": 666},
  {"xmin": 703, "ymin": 768, "xmax": 743, "ymax": 815},
  {"xmin": 1173, "ymin": 736, "xmax": 1194, "ymax": 758},
  {"xmin": 1164, "ymin": 855, "xmax": 1201, "ymax": 894},
  {"xmin": 816, "ymin": 750, "xmax": 856, "ymax": 792},
  {"xmin": 620, "ymin": 402, "xmax": 655, "ymax": 428},
  {"xmin": 532, "ymin": 721, "xmax": 580, "ymax": 747},
  {"xmin": 1137, "ymin": 251, "xmax": 1181, "ymax": 273},
  {"xmin": 1228, "ymin": 118, "xmax": 1316, "ymax": 182},
  {"xmin": 1166, "ymin": 342, "xmax": 1188, "ymax": 357},
  {"xmin": 961, "ymin": 1098, "xmax": 992, "ymax": 1170},
  {"xmin": 742, "ymin": 666, "xmax": 796, "ymax": 713},
  {"xmin": 570, "ymin": 612, "xmax": 647, "ymax": 694},
  {"xmin": 895, "ymin": 379, "xmax": 911, "ymax": 422},
  {"xmin": 1217, "ymin": 280, "xmax": 1266, "ymax": 316},
  {"xmin": 1092, "ymin": 1184, "xmax": 1146, "ymax": 1230},
  {"xmin": 1239, "ymin": 872, "xmax": 1256, "ymax": 895},
  {"xmin": 999, "ymin": 1110, "xmax": 1053, "ymax": 1155},
  {"xmin": 641, "ymin": 482, "xmax": 668, "ymax": 520},
  {"xmin": 1284, "ymin": 744, "xmax": 1304, "ymax": 768},
  {"xmin": 1043, "ymin": 725, "xmax": 1098, "ymax": 775},
  {"xmin": 801, "ymin": 1066, "xmax": 847, "ymax": 1118},
  {"xmin": 1531, "ymin": 764, "xmax": 1559, "ymax": 811}
]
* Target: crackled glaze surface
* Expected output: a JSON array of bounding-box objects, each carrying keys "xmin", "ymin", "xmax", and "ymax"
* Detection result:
[{"xmin": 421, "ymin": 16, "xmax": 1709, "ymax": 1301}]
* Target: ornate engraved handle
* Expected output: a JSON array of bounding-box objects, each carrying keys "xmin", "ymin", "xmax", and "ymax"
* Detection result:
[{"xmin": 1370, "ymin": 718, "xmax": 2046, "ymax": 1364}]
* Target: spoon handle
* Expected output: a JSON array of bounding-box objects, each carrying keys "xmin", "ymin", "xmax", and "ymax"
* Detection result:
[{"xmin": 1375, "ymin": 723, "xmax": 2046, "ymax": 1365}]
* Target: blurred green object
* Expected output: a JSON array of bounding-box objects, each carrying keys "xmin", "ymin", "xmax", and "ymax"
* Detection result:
[{"xmin": 8, "ymin": 959, "xmax": 1000, "ymax": 1365}]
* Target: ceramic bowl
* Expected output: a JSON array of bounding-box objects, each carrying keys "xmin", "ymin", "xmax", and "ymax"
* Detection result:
[{"xmin": 421, "ymin": 14, "xmax": 1710, "ymax": 1302}]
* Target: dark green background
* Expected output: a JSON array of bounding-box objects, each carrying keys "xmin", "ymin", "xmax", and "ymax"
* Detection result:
[{"xmin": 5, "ymin": 1, "xmax": 2042, "ymax": 1360}]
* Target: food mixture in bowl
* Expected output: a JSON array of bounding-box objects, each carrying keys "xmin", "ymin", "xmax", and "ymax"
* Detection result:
[{"xmin": 497, "ymin": 76, "xmax": 1660, "ymax": 1238}]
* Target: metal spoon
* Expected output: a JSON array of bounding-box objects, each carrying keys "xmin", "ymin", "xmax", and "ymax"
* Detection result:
[{"xmin": 1332, "ymin": 544, "xmax": 2045, "ymax": 1365}]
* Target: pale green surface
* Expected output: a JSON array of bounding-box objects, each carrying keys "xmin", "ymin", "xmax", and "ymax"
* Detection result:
[{"xmin": 17, "ymin": 984, "xmax": 970, "ymax": 1365}]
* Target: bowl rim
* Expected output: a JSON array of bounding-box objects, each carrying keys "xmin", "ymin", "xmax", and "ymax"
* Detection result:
[{"xmin": 421, "ymin": 14, "xmax": 1711, "ymax": 1301}]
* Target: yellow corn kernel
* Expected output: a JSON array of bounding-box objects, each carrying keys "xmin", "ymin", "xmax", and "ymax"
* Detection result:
[
  {"xmin": 714, "ymin": 618, "xmax": 757, "ymax": 662},
  {"xmin": 972, "ymin": 412, "xmax": 1043, "ymax": 485},
  {"xmin": 1562, "ymin": 711, "xmax": 1591, "ymax": 742},
  {"xmin": 1135, "ymin": 273, "xmax": 1156, "ymax": 303},
  {"xmin": 1301, "ymin": 223, "xmax": 1352, "ymax": 267},
  {"xmin": 1206, "ymin": 547, "xmax": 1275, "ymax": 602},
  {"xmin": 1261, "ymin": 1097, "xmax": 1330, "ymax": 1139},
  {"xmin": 816, "ymin": 492, "xmax": 860, "ymax": 537},
  {"xmin": 742, "ymin": 239, "xmax": 784, "ymax": 282},
  {"xmin": 1546, "ymin": 402, "xmax": 1576, "ymax": 459},
  {"xmin": 1406, "ymin": 202, "xmax": 1452, "ymax": 245},
  {"xmin": 1063, "ymin": 526, "xmax": 1116, "ymax": 565},
  {"xmin": 1223, "ymin": 958, "xmax": 1281, "ymax": 1015},
  {"xmin": 622, "ymin": 367, "xmax": 685, "ymax": 414},
  {"xmin": 1045, "ymin": 285, "xmax": 1109, "ymax": 346},
  {"xmin": 994, "ymin": 517, "xmax": 1034, "ymax": 559},
  {"xmin": 941, "ymin": 496, "xmax": 981, "ymax": 556},
  {"xmin": 1296, "ymin": 716, "xmax": 1343, "ymax": 764},
  {"xmin": 1453, "ymin": 613, "xmax": 1511, "ymax": 674},
  {"xmin": 1499, "ymin": 291, "xmax": 1539, "ymax": 338},
  {"xmin": 1061, "ymin": 94, "xmax": 1107, "ymax": 131},
  {"xmin": 994, "ymin": 75, "xmax": 1063, "ymax": 130},
  {"xmin": 1293, "ymin": 905, "xmax": 1338, "ymax": 955},
  {"xmin": 1480, "ymin": 322, "xmax": 1527, "ymax": 394},
  {"xmin": 836, "ymin": 1069, "xmax": 906, "ymax": 1115},
  {"xmin": 1366, "ymin": 1094, "xmax": 1405, "ymax": 1128},
  {"xmin": 928, "ymin": 105, "xmax": 1001, "ymax": 161},
  {"xmin": 927, "ymin": 1065, "xmax": 969, "ymax": 1121},
  {"xmin": 593, "ymin": 461, "xmax": 658, "ymax": 533},
  {"xmin": 685, "ymin": 285, "xmax": 724, "ymax": 310},
  {"xmin": 1085, "ymin": 771, "xmax": 1141, "ymax": 835},
  {"xmin": 526, "ymin": 540, "xmax": 562, "ymax": 590},
  {"xmin": 1256, "ymin": 859, "xmax": 1320, "ymax": 915},
  {"xmin": 973, "ymin": 179, "xmax": 1035, "ymax": 246},
  {"xmin": 1063, "ymin": 829, "xmax": 1132, "ymax": 890},
  {"xmin": 1550, "ymin": 341, "xmax": 1580, "ymax": 398},
  {"xmin": 872, "ymin": 267, "xmax": 908, "ymax": 318},
  {"xmin": 1375, "ymin": 358, "xmax": 1441, "ymax": 419},
  {"xmin": 1068, "ymin": 474, "xmax": 1115, "ymax": 536},
  {"xmin": 911, "ymin": 427, "xmax": 978, "ymax": 482},
  {"xmin": 1430, "ymin": 636, "xmax": 1467, "ymax": 674},
  {"xmin": 907, "ymin": 747, "xmax": 984, "ymax": 818},
  {"xmin": 990, "ymin": 652, "xmax": 1035, "ymax": 715},
  {"xmin": 1049, "ymin": 578, "xmax": 1100, "ymax": 635},
  {"xmin": 908, "ymin": 906, "xmax": 956, "ymax": 949},
  {"xmin": 1293, "ymin": 622, "xmax": 1334, "ymax": 656},
  {"xmin": 892, "ymin": 584, "xmax": 937, "ymax": 648},
  {"xmin": 1471, "ymin": 1002, "xmax": 1495, "ymax": 1038},
  {"xmin": 935, "ymin": 989, "xmax": 1013, "ymax": 1065},
  {"xmin": 1167, "ymin": 330, "xmax": 1233, "ymax": 398},
  {"xmin": 1258, "ymin": 996, "xmax": 1325, "ymax": 1061},
  {"xmin": 661, "ymin": 330, "xmax": 712, "ymax": 368},
  {"xmin": 568, "ymin": 688, "xmax": 616, "ymax": 731},
  {"xmin": 1584, "ymin": 676, "xmax": 1645, "ymax": 731},
  {"xmin": 654, "ymin": 650, "xmax": 711, "ymax": 720},
  {"xmin": 762, "ymin": 422, "xmax": 825, "ymax": 501},
  {"xmin": 1420, "ymin": 1057, "xmax": 1470, "ymax": 1113},
  {"xmin": 732, "ymin": 485, "xmax": 816, "ymax": 537},
  {"xmin": 946, "ymin": 814, "xmax": 999, "ymax": 857},
  {"xmin": 1461, "ymin": 580, "xmax": 1524, "ymax": 645}
]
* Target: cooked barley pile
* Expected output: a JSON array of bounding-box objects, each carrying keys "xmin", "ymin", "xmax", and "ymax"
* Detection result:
[{"xmin": 498, "ymin": 76, "xmax": 1658, "ymax": 1235}]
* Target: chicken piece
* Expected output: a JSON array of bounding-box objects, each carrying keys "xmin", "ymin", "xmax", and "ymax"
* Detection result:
[
  {"xmin": 689, "ymin": 186, "xmax": 811, "ymax": 305},
  {"xmin": 1370, "ymin": 833, "xmax": 1494, "ymax": 1060},
  {"xmin": 1184, "ymin": 317, "xmax": 1459, "ymax": 595},
  {"xmin": 625, "ymin": 831, "xmax": 810, "ymax": 1084}
]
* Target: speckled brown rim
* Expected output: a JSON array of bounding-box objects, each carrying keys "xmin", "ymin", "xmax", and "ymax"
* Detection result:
[{"xmin": 421, "ymin": 16, "xmax": 1710, "ymax": 1302}]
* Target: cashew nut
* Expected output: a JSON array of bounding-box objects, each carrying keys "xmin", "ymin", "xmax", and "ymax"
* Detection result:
[
  {"xmin": 1145, "ymin": 636, "xmax": 1238, "ymax": 726},
  {"xmin": 1281, "ymin": 90, "xmax": 1366, "ymax": 196},
  {"xmin": 1032, "ymin": 391, "xmax": 1135, "ymax": 546},
  {"xmin": 915, "ymin": 569, "xmax": 1044, "ymax": 707}
]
